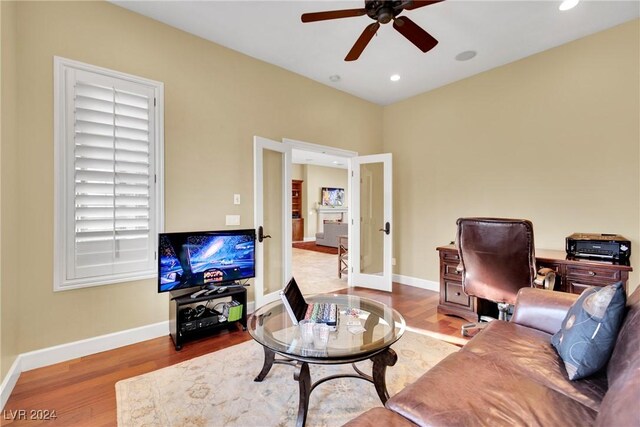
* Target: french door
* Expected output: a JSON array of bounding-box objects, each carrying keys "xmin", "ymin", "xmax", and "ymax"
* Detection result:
[
  {"xmin": 349, "ymin": 154, "xmax": 393, "ymax": 292},
  {"xmin": 253, "ymin": 136, "xmax": 292, "ymax": 309}
]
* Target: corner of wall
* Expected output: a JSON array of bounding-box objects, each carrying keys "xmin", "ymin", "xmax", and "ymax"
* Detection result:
[{"xmin": 1, "ymin": 0, "xmax": 21, "ymax": 384}]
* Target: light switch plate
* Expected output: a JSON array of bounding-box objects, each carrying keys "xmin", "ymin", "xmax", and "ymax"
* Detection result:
[
  {"xmin": 226, "ymin": 215, "xmax": 240, "ymax": 226},
  {"xmin": 233, "ymin": 194, "xmax": 241, "ymax": 205}
]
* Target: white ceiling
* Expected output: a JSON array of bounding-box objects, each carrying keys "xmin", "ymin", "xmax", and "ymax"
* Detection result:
[{"xmin": 112, "ymin": 1, "xmax": 639, "ymax": 106}]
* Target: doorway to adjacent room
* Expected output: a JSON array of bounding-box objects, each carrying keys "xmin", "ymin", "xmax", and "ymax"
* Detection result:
[{"xmin": 286, "ymin": 139, "xmax": 353, "ymax": 295}]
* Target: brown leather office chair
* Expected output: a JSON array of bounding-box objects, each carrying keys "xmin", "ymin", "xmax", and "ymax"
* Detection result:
[{"xmin": 456, "ymin": 217, "xmax": 555, "ymax": 336}]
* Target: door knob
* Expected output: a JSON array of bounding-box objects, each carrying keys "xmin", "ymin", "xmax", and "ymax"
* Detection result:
[
  {"xmin": 378, "ymin": 222, "xmax": 390, "ymax": 235},
  {"xmin": 258, "ymin": 226, "xmax": 271, "ymax": 243}
]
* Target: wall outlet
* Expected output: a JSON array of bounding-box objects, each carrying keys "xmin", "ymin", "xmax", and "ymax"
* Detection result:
[
  {"xmin": 225, "ymin": 215, "xmax": 240, "ymax": 226},
  {"xmin": 233, "ymin": 194, "xmax": 241, "ymax": 205},
  {"xmin": 392, "ymin": 258, "xmax": 396, "ymax": 266}
]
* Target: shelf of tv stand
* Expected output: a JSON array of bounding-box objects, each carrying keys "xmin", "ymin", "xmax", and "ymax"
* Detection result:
[{"xmin": 169, "ymin": 286, "xmax": 247, "ymax": 351}]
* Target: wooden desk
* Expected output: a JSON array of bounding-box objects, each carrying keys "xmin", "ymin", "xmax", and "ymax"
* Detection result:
[{"xmin": 436, "ymin": 244, "xmax": 632, "ymax": 322}]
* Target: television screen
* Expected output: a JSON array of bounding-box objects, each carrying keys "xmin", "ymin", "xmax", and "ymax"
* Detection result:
[
  {"xmin": 158, "ymin": 229, "xmax": 256, "ymax": 293},
  {"xmin": 321, "ymin": 187, "xmax": 345, "ymax": 207}
]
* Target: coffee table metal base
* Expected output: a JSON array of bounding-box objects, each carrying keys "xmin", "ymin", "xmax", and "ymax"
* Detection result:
[{"xmin": 254, "ymin": 345, "xmax": 398, "ymax": 427}]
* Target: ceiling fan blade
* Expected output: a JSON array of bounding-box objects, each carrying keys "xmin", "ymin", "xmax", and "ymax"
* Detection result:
[
  {"xmin": 345, "ymin": 22, "xmax": 380, "ymax": 61},
  {"xmin": 393, "ymin": 16, "xmax": 438, "ymax": 53},
  {"xmin": 403, "ymin": 0, "xmax": 445, "ymax": 11},
  {"xmin": 301, "ymin": 8, "xmax": 366, "ymax": 23}
]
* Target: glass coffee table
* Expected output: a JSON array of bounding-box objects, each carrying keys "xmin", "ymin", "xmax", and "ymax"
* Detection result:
[{"xmin": 247, "ymin": 294, "xmax": 406, "ymax": 427}]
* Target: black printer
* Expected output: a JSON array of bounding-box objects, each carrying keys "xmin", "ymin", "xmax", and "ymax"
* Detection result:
[{"xmin": 566, "ymin": 233, "xmax": 631, "ymax": 262}]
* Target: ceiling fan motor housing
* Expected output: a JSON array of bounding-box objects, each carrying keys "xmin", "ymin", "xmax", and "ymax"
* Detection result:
[{"xmin": 365, "ymin": 0, "xmax": 406, "ymax": 24}]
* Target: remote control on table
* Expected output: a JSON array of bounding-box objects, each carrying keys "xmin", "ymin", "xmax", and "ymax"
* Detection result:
[{"xmin": 190, "ymin": 289, "xmax": 207, "ymax": 299}]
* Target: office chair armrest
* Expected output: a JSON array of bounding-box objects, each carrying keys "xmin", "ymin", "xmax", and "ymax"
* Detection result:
[
  {"xmin": 534, "ymin": 267, "xmax": 556, "ymax": 290},
  {"xmin": 511, "ymin": 288, "xmax": 578, "ymax": 335}
]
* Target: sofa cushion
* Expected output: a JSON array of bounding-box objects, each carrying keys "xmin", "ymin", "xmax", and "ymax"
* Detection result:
[
  {"xmin": 595, "ymin": 355, "xmax": 640, "ymax": 427},
  {"xmin": 385, "ymin": 351, "xmax": 597, "ymax": 427},
  {"xmin": 462, "ymin": 320, "xmax": 607, "ymax": 410},
  {"xmin": 551, "ymin": 282, "xmax": 626, "ymax": 380},
  {"xmin": 315, "ymin": 222, "xmax": 347, "ymax": 248},
  {"xmin": 596, "ymin": 287, "xmax": 640, "ymax": 427},
  {"xmin": 510, "ymin": 287, "xmax": 579, "ymax": 335},
  {"xmin": 606, "ymin": 286, "xmax": 640, "ymax": 387}
]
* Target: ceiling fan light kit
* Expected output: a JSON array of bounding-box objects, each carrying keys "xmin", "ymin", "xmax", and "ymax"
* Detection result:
[
  {"xmin": 301, "ymin": 0, "xmax": 445, "ymax": 61},
  {"xmin": 559, "ymin": 0, "xmax": 580, "ymax": 11}
]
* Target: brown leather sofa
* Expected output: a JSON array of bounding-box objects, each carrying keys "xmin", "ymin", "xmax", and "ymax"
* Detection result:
[{"xmin": 344, "ymin": 286, "xmax": 640, "ymax": 427}]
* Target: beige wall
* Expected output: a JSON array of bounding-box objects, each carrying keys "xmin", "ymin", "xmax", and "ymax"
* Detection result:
[
  {"xmin": 384, "ymin": 19, "xmax": 640, "ymax": 292},
  {"xmin": 302, "ymin": 165, "xmax": 349, "ymax": 239},
  {"xmin": 6, "ymin": 0, "xmax": 382, "ymax": 355},
  {"xmin": 291, "ymin": 164, "xmax": 304, "ymax": 181},
  {"xmin": 1, "ymin": 1, "xmax": 20, "ymax": 379}
]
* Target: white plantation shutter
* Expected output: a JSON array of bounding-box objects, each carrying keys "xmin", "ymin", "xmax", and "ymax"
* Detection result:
[{"xmin": 55, "ymin": 58, "xmax": 163, "ymax": 290}]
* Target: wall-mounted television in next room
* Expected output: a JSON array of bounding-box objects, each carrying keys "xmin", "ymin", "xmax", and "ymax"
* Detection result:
[
  {"xmin": 158, "ymin": 229, "xmax": 256, "ymax": 293},
  {"xmin": 321, "ymin": 187, "xmax": 345, "ymax": 207}
]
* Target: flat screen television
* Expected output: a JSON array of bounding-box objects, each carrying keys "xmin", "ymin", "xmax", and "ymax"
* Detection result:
[
  {"xmin": 321, "ymin": 187, "xmax": 345, "ymax": 207},
  {"xmin": 158, "ymin": 229, "xmax": 256, "ymax": 293}
]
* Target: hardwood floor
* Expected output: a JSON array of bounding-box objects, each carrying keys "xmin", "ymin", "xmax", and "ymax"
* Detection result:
[{"xmin": 2, "ymin": 285, "xmax": 467, "ymax": 427}]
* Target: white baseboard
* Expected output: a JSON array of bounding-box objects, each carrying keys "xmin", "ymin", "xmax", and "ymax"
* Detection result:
[
  {"xmin": 19, "ymin": 321, "xmax": 170, "ymax": 372},
  {"xmin": 0, "ymin": 320, "xmax": 169, "ymax": 410},
  {"xmin": 0, "ymin": 357, "xmax": 22, "ymax": 411},
  {"xmin": 0, "ymin": 302, "xmax": 260, "ymax": 411},
  {"xmin": 303, "ymin": 237, "xmax": 315, "ymax": 242},
  {"xmin": 393, "ymin": 274, "xmax": 440, "ymax": 292}
]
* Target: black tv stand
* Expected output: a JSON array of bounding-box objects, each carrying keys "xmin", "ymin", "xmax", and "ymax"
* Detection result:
[{"xmin": 169, "ymin": 286, "xmax": 247, "ymax": 351}]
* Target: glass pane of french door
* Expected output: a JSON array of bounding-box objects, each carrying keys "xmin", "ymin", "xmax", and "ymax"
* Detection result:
[
  {"xmin": 262, "ymin": 149, "xmax": 284, "ymax": 296},
  {"xmin": 360, "ymin": 161, "xmax": 384, "ymax": 275},
  {"xmin": 253, "ymin": 136, "xmax": 291, "ymax": 308}
]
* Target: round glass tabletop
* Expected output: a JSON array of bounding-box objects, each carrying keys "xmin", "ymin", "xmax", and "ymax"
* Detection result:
[{"xmin": 248, "ymin": 294, "xmax": 406, "ymax": 361}]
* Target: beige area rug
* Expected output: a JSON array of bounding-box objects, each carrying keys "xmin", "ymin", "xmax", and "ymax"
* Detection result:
[
  {"xmin": 116, "ymin": 331, "xmax": 458, "ymax": 427},
  {"xmin": 293, "ymin": 248, "xmax": 348, "ymax": 296}
]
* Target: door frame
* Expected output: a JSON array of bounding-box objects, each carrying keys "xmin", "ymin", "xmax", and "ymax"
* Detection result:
[{"xmin": 283, "ymin": 138, "xmax": 358, "ymax": 285}]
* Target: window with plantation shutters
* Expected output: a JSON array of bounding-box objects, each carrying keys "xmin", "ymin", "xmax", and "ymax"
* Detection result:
[{"xmin": 54, "ymin": 57, "xmax": 164, "ymax": 291}]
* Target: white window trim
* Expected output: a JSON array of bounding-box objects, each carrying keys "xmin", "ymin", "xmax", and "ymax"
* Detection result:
[{"xmin": 53, "ymin": 56, "xmax": 164, "ymax": 291}]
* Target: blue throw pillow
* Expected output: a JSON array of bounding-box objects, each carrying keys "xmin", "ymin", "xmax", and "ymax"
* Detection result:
[{"xmin": 551, "ymin": 282, "xmax": 626, "ymax": 380}]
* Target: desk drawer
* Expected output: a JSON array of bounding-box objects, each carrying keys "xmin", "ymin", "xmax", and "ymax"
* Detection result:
[
  {"xmin": 565, "ymin": 280, "xmax": 596, "ymax": 295},
  {"xmin": 566, "ymin": 265, "xmax": 620, "ymax": 282},
  {"xmin": 441, "ymin": 250, "xmax": 460, "ymax": 262},
  {"xmin": 444, "ymin": 262, "xmax": 463, "ymax": 280},
  {"xmin": 445, "ymin": 281, "xmax": 470, "ymax": 307}
]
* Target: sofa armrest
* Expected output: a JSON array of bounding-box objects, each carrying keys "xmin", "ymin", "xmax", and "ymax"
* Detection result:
[{"xmin": 510, "ymin": 288, "xmax": 578, "ymax": 335}]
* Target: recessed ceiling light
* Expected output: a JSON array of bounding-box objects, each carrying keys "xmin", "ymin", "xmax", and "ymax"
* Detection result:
[
  {"xmin": 390, "ymin": 74, "xmax": 401, "ymax": 82},
  {"xmin": 455, "ymin": 50, "xmax": 477, "ymax": 61},
  {"xmin": 332, "ymin": 161, "xmax": 342, "ymax": 165},
  {"xmin": 329, "ymin": 74, "xmax": 341, "ymax": 82},
  {"xmin": 559, "ymin": 0, "xmax": 579, "ymax": 11}
]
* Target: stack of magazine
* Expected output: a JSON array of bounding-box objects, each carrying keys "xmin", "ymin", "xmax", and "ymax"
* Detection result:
[{"xmin": 280, "ymin": 277, "xmax": 338, "ymax": 330}]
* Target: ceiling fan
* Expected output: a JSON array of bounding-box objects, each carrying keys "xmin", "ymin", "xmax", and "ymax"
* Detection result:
[{"xmin": 301, "ymin": 0, "xmax": 444, "ymax": 61}]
